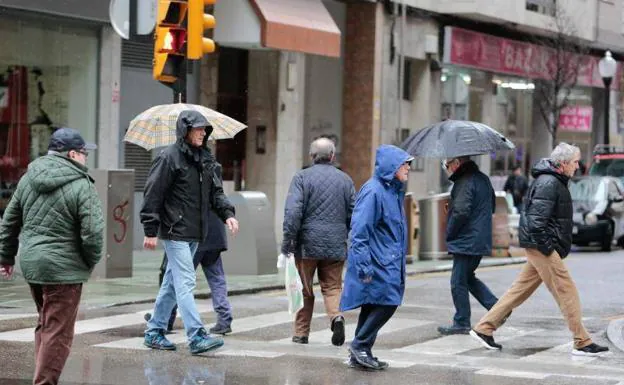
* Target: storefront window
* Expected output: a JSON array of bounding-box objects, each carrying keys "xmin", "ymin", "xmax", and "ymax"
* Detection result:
[{"xmin": 0, "ymin": 17, "xmax": 98, "ymax": 214}]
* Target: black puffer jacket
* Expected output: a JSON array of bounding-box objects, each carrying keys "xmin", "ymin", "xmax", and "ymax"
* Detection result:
[
  {"xmin": 519, "ymin": 159, "xmax": 572, "ymax": 258},
  {"xmin": 140, "ymin": 110, "xmax": 235, "ymax": 242},
  {"xmin": 281, "ymin": 162, "xmax": 355, "ymax": 259}
]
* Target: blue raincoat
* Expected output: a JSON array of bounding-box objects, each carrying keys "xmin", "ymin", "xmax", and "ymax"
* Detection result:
[{"xmin": 340, "ymin": 145, "xmax": 412, "ymax": 311}]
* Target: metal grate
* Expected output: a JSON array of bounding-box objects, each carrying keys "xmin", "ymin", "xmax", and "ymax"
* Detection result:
[
  {"xmin": 123, "ymin": 142, "xmax": 152, "ymax": 191},
  {"xmin": 121, "ymin": 37, "xmax": 194, "ymax": 73}
]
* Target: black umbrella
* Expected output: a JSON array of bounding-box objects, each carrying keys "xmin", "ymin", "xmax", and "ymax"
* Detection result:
[{"xmin": 400, "ymin": 120, "xmax": 515, "ymax": 158}]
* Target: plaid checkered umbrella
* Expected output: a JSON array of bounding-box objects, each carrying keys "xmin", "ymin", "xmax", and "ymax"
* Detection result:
[{"xmin": 124, "ymin": 103, "xmax": 247, "ymax": 150}]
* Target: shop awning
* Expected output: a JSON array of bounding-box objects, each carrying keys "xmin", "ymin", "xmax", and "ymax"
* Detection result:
[{"xmin": 214, "ymin": 0, "xmax": 341, "ymax": 58}]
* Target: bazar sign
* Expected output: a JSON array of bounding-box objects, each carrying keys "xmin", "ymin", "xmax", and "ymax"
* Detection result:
[
  {"xmin": 558, "ymin": 106, "xmax": 593, "ymax": 132},
  {"xmin": 443, "ymin": 26, "xmax": 621, "ymax": 89}
]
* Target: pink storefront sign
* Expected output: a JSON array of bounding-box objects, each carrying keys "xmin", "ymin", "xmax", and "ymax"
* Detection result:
[
  {"xmin": 558, "ymin": 106, "xmax": 593, "ymax": 132},
  {"xmin": 443, "ymin": 26, "xmax": 622, "ymax": 90}
]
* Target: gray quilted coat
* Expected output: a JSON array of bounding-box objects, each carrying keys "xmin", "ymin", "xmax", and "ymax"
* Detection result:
[{"xmin": 281, "ymin": 162, "xmax": 355, "ymax": 260}]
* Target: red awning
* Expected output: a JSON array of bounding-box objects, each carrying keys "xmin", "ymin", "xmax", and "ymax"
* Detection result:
[{"xmin": 249, "ymin": 0, "xmax": 341, "ymax": 58}]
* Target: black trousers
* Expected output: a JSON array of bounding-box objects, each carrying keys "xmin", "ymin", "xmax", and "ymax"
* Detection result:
[{"xmin": 350, "ymin": 304, "xmax": 398, "ymax": 355}]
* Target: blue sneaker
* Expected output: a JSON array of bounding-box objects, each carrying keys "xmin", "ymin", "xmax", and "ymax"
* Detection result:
[
  {"xmin": 144, "ymin": 330, "xmax": 176, "ymax": 350},
  {"xmin": 189, "ymin": 328, "xmax": 224, "ymax": 355}
]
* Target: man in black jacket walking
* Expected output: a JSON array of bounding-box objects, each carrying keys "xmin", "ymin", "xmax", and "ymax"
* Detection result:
[
  {"xmin": 281, "ymin": 137, "xmax": 355, "ymax": 346},
  {"xmin": 470, "ymin": 143, "xmax": 609, "ymax": 356},
  {"xmin": 438, "ymin": 156, "xmax": 498, "ymax": 335},
  {"xmin": 140, "ymin": 110, "xmax": 238, "ymax": 355}
]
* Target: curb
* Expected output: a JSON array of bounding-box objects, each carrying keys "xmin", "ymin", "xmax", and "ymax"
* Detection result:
[
  {"xmin": 102, "ymin": 256, "xmax": 528, "ymax": 309},
  {"xmin": 607, "ymin": 319, "xmax": 624, "ymax": 352}
]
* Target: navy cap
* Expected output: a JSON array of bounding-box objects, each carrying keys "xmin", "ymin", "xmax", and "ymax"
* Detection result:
[{"xmin": 48, "ymin": 128, "xmax": 97, "ymax": 153}]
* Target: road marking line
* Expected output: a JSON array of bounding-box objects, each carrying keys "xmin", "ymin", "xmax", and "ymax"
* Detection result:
[
  {"xmin": 393, "ymin": 326, "xmax": 541, "ymax": 355},
  {"xmin": 0, "ymin": 314, "xmax": 37, "ymax": 321},
  {"xmin": 0, "ymin": 303, "xmax": 213, "ymax": 342},
  {"xmin": 271, "ymin": 318, "xmax": 432, "ymax": 345},
  {"xmin": 95, "ymin": 311, "xmax": 322, "ymax": 350},
  {"xmin": 476, "ymin": 368, "xmax": 549, "ymax": 379}
]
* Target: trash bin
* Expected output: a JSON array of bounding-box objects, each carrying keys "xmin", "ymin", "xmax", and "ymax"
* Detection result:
[
  {"xmin": 221, "ymin": 191, "xmax": 277, "ymax": 275},
  {"xmin": 417, "ymin": 192, "xmax": 451, "ymax": 261},
  {"xmin": 89, "ymin": 169, "xmax": 135, "ymax": 278}
]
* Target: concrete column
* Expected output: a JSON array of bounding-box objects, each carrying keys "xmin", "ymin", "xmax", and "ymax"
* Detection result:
[
  {"xmin": 274, "ymin": 52, "xmax": 306, "ymax": 243},
  {"xmin": 531, "ymin": 93, "xmax": 553, "ymax": 163},
  {"xmin": 98, "ymin": 26, "xmax": 122, "ymax": 169},
  {"xmin": 342, "ymin": 1, "xmax": 384, "ymax": 189},
  {"xmin": 479, "ymin": 73, "xmax": 496, "ymax": 175}
]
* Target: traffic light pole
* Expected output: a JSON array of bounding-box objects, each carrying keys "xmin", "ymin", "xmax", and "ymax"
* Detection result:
[{"xmin": 172, "ymin": 59, "xmax": 187, "ymax": 103}]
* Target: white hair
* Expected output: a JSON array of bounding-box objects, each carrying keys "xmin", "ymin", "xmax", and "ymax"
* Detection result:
[
  {"xmin": 550, "ymin": 142, "xmax": 580, "ymax": 164},
  {"xmin": 309, "ymin": 137, "xmax": 335, "ymax": 163}
]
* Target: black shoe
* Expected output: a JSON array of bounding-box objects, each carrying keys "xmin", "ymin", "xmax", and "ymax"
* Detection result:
[
  {"xmin": 437, "ymin": 325, "xmax": 471, "ymax": 335},
  {"xmin": 470, "ymin": 329, "xmax": 502, "ymax": 350},
  {"xmin": 373, "ymin": 357, "xmax": 389, "ymax": 369},
  {"xmin": 348, "ymin": 348, "xmax": 384, "ymax": 370},
  {"xmin": 347, "ymin": 353, "xmax": 388, "ymax": 370},
  {"xmin": 292, "ymin": 336, "xmax": 309, "ymax": 344},
  {"xmin": 209, "ymin": 325, "xmax": 232, "ymax": 335},
  {"xmin": 572, "ymin": 343, "xmax": 609, "ymax": 356},
  {"xmin": 331, "ymin": 316, "xmax": 345, "ymax": 346}
]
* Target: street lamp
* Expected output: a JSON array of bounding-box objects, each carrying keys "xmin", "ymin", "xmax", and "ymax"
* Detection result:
[{"xmin": 598, "ymin": 50, "xmax": 617, "ymax": 145}]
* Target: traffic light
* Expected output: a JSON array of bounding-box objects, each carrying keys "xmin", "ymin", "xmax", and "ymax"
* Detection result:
[
  {"xmin": 187, "ymin": 0, "xmax": 216, "ymax": 60},
  {"xmin": 153, "ymin": 1, "xmax": 188, "ymax": 83}
]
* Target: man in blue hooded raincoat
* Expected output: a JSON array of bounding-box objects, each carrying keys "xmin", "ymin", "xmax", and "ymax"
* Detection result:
[{"xmin": 340, "ymin": 144, "xmax": 413, "ymax": 371}]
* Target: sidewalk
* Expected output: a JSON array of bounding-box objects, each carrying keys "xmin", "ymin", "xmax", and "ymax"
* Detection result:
[{"xmin": 0, "ymin": 248, "xmax": 527, "ymax": 311}]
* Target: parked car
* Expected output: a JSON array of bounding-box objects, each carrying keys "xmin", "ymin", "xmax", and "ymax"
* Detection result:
[
  {"xmin": 569, "ymin": 176, "xmax": 624, "ymax": 251},
  {"xmin": 588, "ymin": 145, "xmax": 624, "ymax": 181}
]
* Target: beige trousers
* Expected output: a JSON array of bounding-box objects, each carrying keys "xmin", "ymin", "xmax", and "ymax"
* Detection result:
[{"xmin": 474, "ymin": 248, "xmax": 592, "ymax": 349}]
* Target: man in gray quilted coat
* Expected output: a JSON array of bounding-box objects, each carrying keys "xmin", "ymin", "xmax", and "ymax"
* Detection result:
[
  {"xmin": 0, "ymin": 128, "xmax": 104, "ymax": 385},
  {"xmin": 281, "ymin": 137, "xmax": 355, "ymax": 346}
]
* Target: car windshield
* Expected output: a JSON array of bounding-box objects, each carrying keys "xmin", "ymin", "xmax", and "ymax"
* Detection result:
[
  {"xmin": 589, "ymin": 158, "xmax": 624, "ymax": 177},
  {"xmin": 569, "ymin": 178, "xmax": 606, "ymax": 202}
]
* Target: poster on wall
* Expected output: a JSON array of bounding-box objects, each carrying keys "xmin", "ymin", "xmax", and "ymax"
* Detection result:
[{"xmin": 558, "ymin": 106, "xmax": 593, "ymax": 133}]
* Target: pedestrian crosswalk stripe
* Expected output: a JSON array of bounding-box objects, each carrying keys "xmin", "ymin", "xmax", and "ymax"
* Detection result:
[
  {"xmin": 0, "ymin": 304, "xmax": 213, "ymax": 342},
  {"xmin": 271, "ymin": 318, "xmax": 432, "ymax": 346},
  {"xmin": 214, "ymin": 349, "xmax": 285, "ymax": 358},
  {"xmin": 95, "ymin": 310, "xmax": 324, "ymax": 350},
  {"xmin": 0, "ymin": 313, "xmax": 37, "ymax": 321},
  {"xmin": 520, "ymin": 342, "xmax": 598, "ymax": 364},
  {"xmin": 393, "ymin": 326, "xmax": 540, "ymax": 355},
  {"xmin": 475, "ymin": 368, "xmax": 549, "ymax": 379}
]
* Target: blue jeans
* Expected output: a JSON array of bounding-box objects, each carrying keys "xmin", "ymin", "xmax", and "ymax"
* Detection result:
[
  {"xmin": 166, "ymin": 251, "xmax": 233, "ymax": 328},
  {"xmin": 146, "ymin": 240, "xmax": 204, "ymax": 340},
  {"xmin": 350, "ymin": 304, "xmax": 397, "ymax": 355},
  {"xmin": 451, "ymin": 254, "xmax": 498, "ymax": 328}
]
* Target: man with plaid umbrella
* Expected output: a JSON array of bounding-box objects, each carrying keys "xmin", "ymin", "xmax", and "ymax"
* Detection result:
[{"xmin": 141, "ymin": 110, "xmax": 239, "ymax": 355}]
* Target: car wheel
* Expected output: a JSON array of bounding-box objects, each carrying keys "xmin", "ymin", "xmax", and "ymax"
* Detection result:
[{"xmin": 601, "ymin": 223, "xmax": 614, "ymax": 252}]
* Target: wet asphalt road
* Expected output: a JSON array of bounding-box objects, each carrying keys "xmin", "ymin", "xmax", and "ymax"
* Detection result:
[{"xmin": 1, "ymin": 248, "xmax": 624, "ymax": 385}]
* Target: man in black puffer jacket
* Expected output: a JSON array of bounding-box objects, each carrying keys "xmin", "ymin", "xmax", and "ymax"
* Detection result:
[
  {"xmin": 281, "ymin": 137, "xmax": 355, "ymax": 347},
  {"xmin": 470, "ymin": 143, "xmax": 609, "ymax": 357}
]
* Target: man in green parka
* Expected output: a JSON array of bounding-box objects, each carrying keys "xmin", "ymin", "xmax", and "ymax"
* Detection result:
[{"xmin": 0, "ymin": 127, "xmax": 104, "ymax": 385}]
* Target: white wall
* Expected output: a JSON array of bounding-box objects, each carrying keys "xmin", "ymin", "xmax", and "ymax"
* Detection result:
[{"xmin": 402, "ymin": 0, "xmax": 597, "ymax": 41}]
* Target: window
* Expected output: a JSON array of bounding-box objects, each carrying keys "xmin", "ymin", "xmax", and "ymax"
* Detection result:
[
  {"xmin": 526, "ymin": 0, "xmax": 556, "ymax": 17},
  {"xmin": 403, "ymin": 59, "xmax": 412, "ymax": 101}
]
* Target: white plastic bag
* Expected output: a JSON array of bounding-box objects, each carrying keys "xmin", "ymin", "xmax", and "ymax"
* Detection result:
[{"xmin": 283, "ymin": 254, "xmax": 304, "ymax": 315}]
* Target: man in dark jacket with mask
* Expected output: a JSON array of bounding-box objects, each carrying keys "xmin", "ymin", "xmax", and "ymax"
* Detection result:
[
  {"xmin": 438, "ymin": 156, "xmax": 499, "ymax": 335},
  {"xmin": 471, "ymin": 142, "xmax": 608, "ymax": 356},
  {"xmin": 141, "ymin": 110, "xmax": 238, "ymax": 355}
]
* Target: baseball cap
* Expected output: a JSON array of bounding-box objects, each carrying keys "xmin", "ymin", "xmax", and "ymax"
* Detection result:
[{"xmin": 48, "ymin": 127, "xmax": 97, "ymax": 153}]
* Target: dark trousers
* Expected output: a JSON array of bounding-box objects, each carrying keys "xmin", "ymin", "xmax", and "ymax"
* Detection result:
[
  {"xmin": 163, "ymin": 250, "xmax": 232, "ymax": 327},
  {"xmin": 29, "ymin": 283, "xmax": 83, "ymax": 385},
  {"xmin": 451, "ymin": 254, "xmax": 498, "ymax": 328},
  {"xmin": 351, "ymin": 304, "xmax": 397, "ymax": 355}
]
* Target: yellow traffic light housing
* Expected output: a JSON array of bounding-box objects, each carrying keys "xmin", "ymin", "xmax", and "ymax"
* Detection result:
[
  {"xmin": 153, "ymin": 0, "xmax": 188, "ymax": 83},
  {"xmin": 187, "ymin": 0, "xmax": 217, "ymax": 60}
]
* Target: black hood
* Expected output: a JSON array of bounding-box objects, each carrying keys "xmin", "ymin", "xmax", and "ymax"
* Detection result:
[
  {"xmin": 532, "ymin": 158, "xmax": 569, "ymax": 185},
  {"xmin": 176, "ymin": 110, "xmax": 212, "ymax": 141}
]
